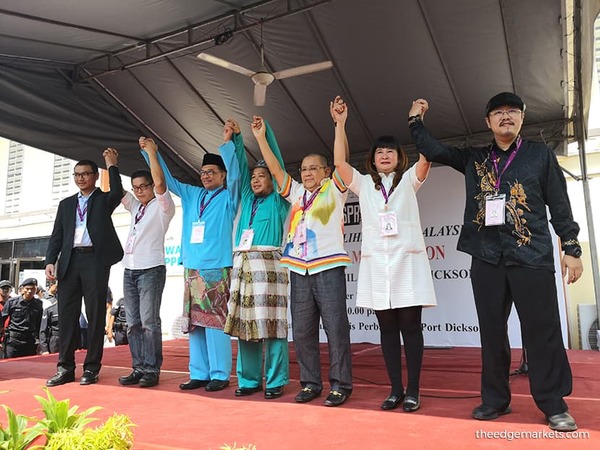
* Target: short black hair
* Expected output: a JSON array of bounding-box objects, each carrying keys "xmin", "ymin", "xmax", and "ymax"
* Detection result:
[
  {"xmin": 131, "ymin": 169, "xmax": 153, "ymax": 185},
  {"xmin": 75, "ymin": 159, "xmax": 99, "ymax": 173}
]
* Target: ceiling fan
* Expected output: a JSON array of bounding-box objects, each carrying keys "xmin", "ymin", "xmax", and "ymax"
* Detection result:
[{"xmin": 197, "ymin": 43, "xmax": 333, "ymax": 106}]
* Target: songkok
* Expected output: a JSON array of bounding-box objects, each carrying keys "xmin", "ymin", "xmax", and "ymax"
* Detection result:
[
  {"xmin": 252, "ymin": 159, "xmax": 270, "ymax": 173},
  {"xmin": 0, "ymin": 280, "xmax": 12, "ymax": 288},
  {"xmin": 202, "ymin": 153, "xmax": 226, "ymax": 171},
  {"xmin": 485, "ymin": 92, "xmax": 526, "ymax": 116},
  {"xmin": 20, "ymin": 278, "xmax": 38, "ymax": 287}
]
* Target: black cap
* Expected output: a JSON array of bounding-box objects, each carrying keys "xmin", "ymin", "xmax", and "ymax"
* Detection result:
[
  {"xmin": 485, "ymin": 92, "xmax": 526, "ymax": 116},
  {"xmin": 202, "ymin": 153, "xmax": 226, "ymax": 171},
  {"xmin": 20, "ymin": 278, "xmax": 38, "ymax": 287},
  {"xmin": 0, "ymin": 280, "xmax": 12, "ymax": 288}
]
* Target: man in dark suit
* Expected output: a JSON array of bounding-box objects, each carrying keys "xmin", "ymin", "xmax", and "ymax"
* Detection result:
[{"xmin": 45, "ymin": 148, "xmax": 124, "ymax": 386}]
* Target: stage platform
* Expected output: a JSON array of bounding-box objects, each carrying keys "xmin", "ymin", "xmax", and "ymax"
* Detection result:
[{"xmin": 1, "ymin": 340, "xmax": 598, "ymax": 449}]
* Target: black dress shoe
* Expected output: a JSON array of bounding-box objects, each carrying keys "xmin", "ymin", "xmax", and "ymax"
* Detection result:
[
  {"xmin": 547, "ymin": 411, "xmax": 577, "ymax": 432},
  {"xmin": 119, "ymin": 370, "xmax": 144, "ymax": 386},
  {"xmin": 80, "ymin": 370, "xmax": 99, "ymax": 385},
  {"xmin": 235, "ymin": 386, "xmax": 262, "ymax": 396},
  {"xmin": 381, "ymin": 393, "xmax": 405, "ymax": 411},
  {"xmin": 46, "ymin": 371, "xmax": 75, "ymax": 387},
  {"xmin": 264, "ymin": 386, "xmax": 284, "ymax": 399},
  {"xmin": 179, "ymin": 379, "xmax": 210, "ymax": 390},
  {"xmin": 472, "ymin": 404, "xmax": 512, "ymax": 420},
  {"xmin": 402, "ymin": 395, "xmax": 420, "ymax": 412},
  {"xmin": 295, "ymin": 387, "xmax": 321, "ymax": 403},
  {"xmin": 205, "ymin": 379, "xmax": 230, "ymax": 392},
  {"xmin": 324, "ymin": 390, "xmax": 350, "ymax": 407},
  {"xmin": 139, "ymin": 372, "xmax": 159, "ymax": 388}
]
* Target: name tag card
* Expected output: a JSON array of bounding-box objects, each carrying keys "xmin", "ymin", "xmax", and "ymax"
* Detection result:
[
  {"xmin": 379, "ymin": 212, "xmax": 398, "ymax": 236},
  {"xmin": 125, "ymin": 232, "xmax": 136, "ymax": 254},
  {"xmin": 293, "ymin": 222, "xmax": 307, "ymax": 247},
  {"xmin": 238, "ymin": 229, "xmax": 254, "ymax": 251},
  {"xmin": 190, "ymin": 221, "xmax": 206, "ymax": 244},
  {"xmin": 485, "ymin": 194, "xmax": 506, "ymax": 226},
  {"xmin": 74, "ymin": 226, "xmax": 85, "ymax": 245}
]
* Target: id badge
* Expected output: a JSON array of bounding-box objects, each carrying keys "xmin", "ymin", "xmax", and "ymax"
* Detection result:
[
  {"xmin": 379, "ymin": 212, "xmax": 398, "ymax": 236},
  {"xmin": 293, "ymin": 222, "xmax": 307, "ymax": 246},
  {"xmin": 485, "ymin": 194, "xmax": 506, "ymax": 226},
  {"xmin": 125, "ymin": 232, "xmax": 136, "ymax": 254},
  {"xmin": 190, "ymin": 221, "xmax": 206, "ymax": 244},
  {"xmin": 238, "ymin": 229, "xmax": 254, "ymax": 251},
  {"xmin": 74, "ymin": 226, "xmax": 85, "ymax": 245}
]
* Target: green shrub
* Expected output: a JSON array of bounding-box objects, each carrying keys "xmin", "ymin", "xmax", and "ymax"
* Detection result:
[{"xmin": 0, "ymin": 388, "xmax": 135, "ymax": 449}]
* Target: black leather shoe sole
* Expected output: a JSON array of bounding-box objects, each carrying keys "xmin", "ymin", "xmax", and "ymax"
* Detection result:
[
  {"xmin": 119, "ymin": 371, "xmax": 144, "ymax": 386},
  {"xmin": 179, "ymin": 379, "xmax": 210, "ymax": 390},
  {"xmin": 46, "ymin": 372, "xmax": 75, "ymax": 387},
  {"xmin": 205, "ymin": 379, "xmax": 230, "ymax": 392},
  {"xmin": 80, "ymin": 371, "xmax": 99, "ymax": 385},
  {"xmin": 264, "ymin": 386, "xmax": 284, "ymax": 399},
  {"xmin": 381, "ymin": 394, "xmax": 405, "ymax": 411},
  {"xmin": 235, "ymin": 386, "xmax": 262, "ymax": 396},
  {"xmin": 139, "ymin": 373, "xmax": 159, "ymax": 388}
]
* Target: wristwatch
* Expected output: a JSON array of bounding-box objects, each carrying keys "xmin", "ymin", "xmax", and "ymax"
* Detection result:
[{"xmin": 563, "ymin": 245, "xmax": 582, "ymax": 258}]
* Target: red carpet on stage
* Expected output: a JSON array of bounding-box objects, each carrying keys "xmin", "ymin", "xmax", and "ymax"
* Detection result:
[{"xmin": 1, "ymin": 341, "xmax": 598, "ymax": 449}]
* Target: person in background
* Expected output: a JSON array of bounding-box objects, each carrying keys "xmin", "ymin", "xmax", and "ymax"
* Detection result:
[
  {"xmin": 117, "ymin": 137, "xmax": 175, "ymax": 388},
  {"xmin": 0, "ymin": 280, "xmax": 13, "ymax": 358},
  {"xmin": 255, "ymin": 111, "xmax": 353, "ymax": 407},
  {"xmin": 331, "ymin": 96, "xmax": 436, "ymax": 412},
  {"xmin": 107, "ymin": 297, "xmax": 128, "ymax": 346},
  {"xmin": 408, "ymin": 93, "xmax": 583, "ymax": 432},
  {"xmin": 45, "ymin": 150, "xmax": 124, "ymax": 387},
  {"xmin": 40, "ymin": 288, "xmax": 60, "ymax": 355},
  {"xmin": 223, "ymin": 116, "xmax": 290, "ymax": 400},
  {"xmin": 142, "ymin": 120, "xmax": 243, "ymax": 393},
  {"xmin": 1, "ymin": 278, "xmax": 43, "ymax": 358}
]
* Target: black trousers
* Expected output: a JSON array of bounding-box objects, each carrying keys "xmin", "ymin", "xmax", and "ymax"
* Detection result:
[
  {"xmin": 57, "ymin": 251, "xmax": 111, "ymax": 374},
  {"xmin": 4, "ymin": 339, "xmax": 37, "ymax": 358},
  {"xmin": 470, "ymin": 258, "xmax": 572, "ymax": 416}
]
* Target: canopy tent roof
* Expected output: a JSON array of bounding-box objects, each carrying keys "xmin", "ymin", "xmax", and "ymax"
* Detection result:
[{"xmin": 1, "ymin": 0, "xmax": 599, "ymax": 184}]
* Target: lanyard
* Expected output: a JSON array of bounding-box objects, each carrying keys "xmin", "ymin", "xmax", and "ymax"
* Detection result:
[
  {"xmin": 134, "ymin": 203, "xmax": 147, "ymax": 225},
  {"xmin": 76, "ymin": 199, "xmax": 88, "ymax": 222},
  {"xmin": 491, "ymin": 137, "xmax": 522, "ymax": 191},
  {"xmin": 248, "ymin": 197, "xmax": 264, "ymax": 229},
  {"xmin": 199, "ymin": 187, "xmax": 225, "ymax": 219},
  {"xmin": 380, "ymin": 183, "xmax": 394, "ymax": 205},
  {"xmin": 302, "ymin": 188, "xmax": 320, "ymax": 216}
]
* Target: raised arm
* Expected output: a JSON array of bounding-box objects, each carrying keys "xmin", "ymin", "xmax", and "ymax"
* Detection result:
[
  {"xmin": 140, "ymin": 138, "xmax": 190, "ymax": 198},
  {"xmin": 415, "ymin": 153, "xmax": 432, "ymax": 183},
  {"xmin": 139, "ymin": 137, "xmax": 167, "ymax": 194},
  {"xmin": 220, "ymin": 119, "xmax": 243, "ymax": 211},
  {"xmin": 252, "ymin": 115, "xmax": 285, "ymax": 187},
  {"xmin": 103, "ymin": 148, "xmax": 125, "ymax": 211},
  {"xmin": 331, "ymin": 96, "xmax": 353, "ymax": 186}
]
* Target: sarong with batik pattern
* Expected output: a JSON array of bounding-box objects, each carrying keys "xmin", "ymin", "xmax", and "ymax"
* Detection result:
[
  {"xmin": 224, "ymin": 250, "xmax": 288, "ymax": 340},
  {"xmin": 183, "ymin": 267, "xmax": 230, "ymax": 331}
]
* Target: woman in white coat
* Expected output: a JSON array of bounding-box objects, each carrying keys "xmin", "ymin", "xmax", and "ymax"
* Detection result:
[{"xmin": 331, "ymin": 96, "xmax": 437, "ymax": 412}]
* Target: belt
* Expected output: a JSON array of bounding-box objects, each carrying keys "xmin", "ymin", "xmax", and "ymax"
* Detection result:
[{"xmin": 73, "ymin": 247, "xmax": 94, "ymax": 253}]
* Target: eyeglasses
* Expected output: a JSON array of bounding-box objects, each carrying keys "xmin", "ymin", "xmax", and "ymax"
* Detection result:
[
  {"xmin": 72, "ymin": 171, "xmax": 95, "ymax": 179},
  {"xmin": 132, "ymin": 183, "xmax": 152, "ymax": 193},
  {"xmin": 489, "ymin": 109, "xmax": 522, "ymax": 118},
  {"xmin": 200, "ymin": 169, "xmax": 220, "ymax": 177},
  {"xmin": 299, "ymin": 166, "xmax": 326, "ymax": 174}
]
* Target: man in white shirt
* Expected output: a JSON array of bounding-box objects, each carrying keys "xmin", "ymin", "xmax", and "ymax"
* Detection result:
[{"xmin": 117, "ymin": 137, "xmax": 176, "ymax": 388}]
